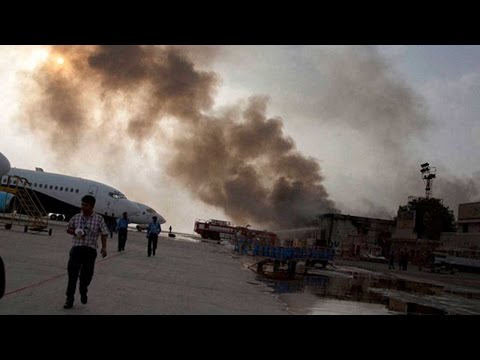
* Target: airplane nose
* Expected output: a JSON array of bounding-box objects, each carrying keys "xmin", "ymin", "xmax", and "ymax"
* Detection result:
[
  {"xmin": 157, "ymin": 214, "xmax": 166, "ymax": 224},
  {"xmin": 126, "ymin": 201, "xmax": 141, "ymax": 216},
  {"xmin": 0, "ymin": 152, "xmax": 11, "ymax": 176}
]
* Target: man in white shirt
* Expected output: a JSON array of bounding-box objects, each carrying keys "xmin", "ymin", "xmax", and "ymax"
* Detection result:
[{"xmin": 64, "ymin": 195, "xmax": 108, "ymax": 309}]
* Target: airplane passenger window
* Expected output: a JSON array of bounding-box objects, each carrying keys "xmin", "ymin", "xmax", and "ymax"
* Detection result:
[
  {"xmin": 39, "ymin": 184, "xmax": 43, "ymax": 188},
  {"xmin": 65, "ymin": 188, "xmax": 69, "ymax": 191},
  {"xmin": 76, "ymin": 189, "xmax": 79, "ymax": 193},
  {"xmin": 70, "ymin": 189, "xmax": 74, "ymax": 192},
  {"xmin": 60, "ymin": 187, "xmax": 63, "ymax": 191},
  {"xmin": 55, "ymin": 186, "xmax": 58, "ymax": 190},
  {"xmin": 50, "ymin": 185, "xmax": 53, "ymax": 189}
]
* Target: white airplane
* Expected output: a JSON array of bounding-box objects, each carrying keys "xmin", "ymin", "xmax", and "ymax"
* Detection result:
[
  {"xmin": 128, "ymin": 201, "xmax": 166, "ymax": 231},
  {"xmin": 0, "ymin": 152, "xmax": 10, "ymax": 177},
  {"xmin": 1, "ymin": 167, "xmax": 140, "ymax": 221},
  {"xmin": 0, "ymin": 151, "xmax": 10, "ymax": 299}
]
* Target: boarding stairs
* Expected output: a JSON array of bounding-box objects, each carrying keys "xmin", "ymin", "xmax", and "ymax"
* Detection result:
[{"xmin": 0, "ymin": 175, "xmax": 50, "ymax": 233}]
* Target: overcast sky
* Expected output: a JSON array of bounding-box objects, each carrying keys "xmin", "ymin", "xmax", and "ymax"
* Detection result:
[{"xmin": 1, "ymin": 45, "xmax": 479, "ymax": 233}]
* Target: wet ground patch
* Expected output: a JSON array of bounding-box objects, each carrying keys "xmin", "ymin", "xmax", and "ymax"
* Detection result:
[{"xmin": 255, "ymin": 265, "xmax": 480, "ymax": 315}]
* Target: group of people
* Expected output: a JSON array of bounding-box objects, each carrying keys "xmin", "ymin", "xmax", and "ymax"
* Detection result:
[
  {"xmin": 388, "ymin": 249, "xmax": 409, "ymax": 271},
  {"xmin": 63, "ymin": 195, "xmax": 164, "ymax": 309}
]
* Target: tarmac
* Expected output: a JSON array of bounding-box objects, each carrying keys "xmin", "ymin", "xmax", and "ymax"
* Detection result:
[
  {"xmin": 237, "ymin": 255, "xmax": 480, "ymax": 314},
  {"xmin": 302, "ymin": 258, "xmax": 480, "ymax": 314},
  {"xmin": 0, "ymin": 222, "xmax": 288, "ymax": 315},
  {"xmin": 333, "ymin": 258, "xmax": 480, "ymax": 294},
  {"xmin": 3, "ymin": 219, "xmax": 480, "ymax": 315}
]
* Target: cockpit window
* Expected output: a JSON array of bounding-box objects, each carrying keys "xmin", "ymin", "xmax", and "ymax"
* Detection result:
[
  {"xmin": 108, "ymin": 191, "xmax": 127, "ymax": 200},
  {"xmin": 146, "ymin": 208, "xmax": 156, "ymax": 214}
]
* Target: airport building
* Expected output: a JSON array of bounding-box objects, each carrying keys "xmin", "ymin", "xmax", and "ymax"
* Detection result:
[
  {"xmin": 276, "ymin": 213, "xmax": 396, "ymax": 258},
  {"xmin": 440, "ymin": 201, "xmax": 480, "ymax": 249}
]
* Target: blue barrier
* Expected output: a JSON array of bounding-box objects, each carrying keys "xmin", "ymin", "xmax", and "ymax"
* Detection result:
[
  {"xmin": 233, "ymin": 241, "xmax": 335, "ymax": 261},
  {"xmin": 240, "ymin": 244, "xmax": 333, "ymax": 259}
]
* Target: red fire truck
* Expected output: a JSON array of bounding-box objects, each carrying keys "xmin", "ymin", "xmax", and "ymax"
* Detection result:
[
  {"xmin": 194, "ymin": 219, "xmax": 236, "ymax": 241},
  {"xmin": 194, "ymin": 219, "xmax": 278, "ymax": 246}
]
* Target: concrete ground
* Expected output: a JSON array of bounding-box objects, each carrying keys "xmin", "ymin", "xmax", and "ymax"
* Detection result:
[
  {"xmin": 334, "ymin": 258, "xmax": 480, "ymax": 295},
  {"xmin": 330, "ymin": 259, "xmax": 480, "ymax": 314},
  {"xmin": 0, "ymin": 222, "xmax": 288, "ymax": 315},
  {"xmin": 235, "ymin": 254, "xmax": 480, "ymax": 314}
]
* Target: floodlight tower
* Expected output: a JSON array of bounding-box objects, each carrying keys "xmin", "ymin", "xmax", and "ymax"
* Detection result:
[{"xmin": 420, "ymin": 163, "xmax": 436, "ymax": 198}]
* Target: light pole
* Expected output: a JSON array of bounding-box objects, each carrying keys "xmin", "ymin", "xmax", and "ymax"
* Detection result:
[{"xmin": 420, "ymin": 163, "xmax": 436, "ymax": 198}]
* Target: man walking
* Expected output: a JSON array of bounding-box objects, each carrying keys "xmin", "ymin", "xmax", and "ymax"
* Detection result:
[
  {"xmin": 147, "ymin": 216, "xmax": 161, "ymax": 257},
  {"xmin": 388, "ymin": 250, "xmax": 395, "ymax": 269},
  {"xmin": 117, "ymin": 212, "xmax": 130, "ymax": 252},
  {"xmin": 64, "ymin": 195, "xmax": 108, "ymax": 309}
]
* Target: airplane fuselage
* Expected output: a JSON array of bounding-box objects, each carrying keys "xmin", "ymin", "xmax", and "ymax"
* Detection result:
[
  {"xmin": 129, "ymin": 200, "xmax": 166, "ymax": 225},
  {"xmin": 2, "ymin": 168, "xmax": 139, "ymax": 221},
  {"xmin": 0, "ymin": 152, "xmax": 10, "ymax": 177}
]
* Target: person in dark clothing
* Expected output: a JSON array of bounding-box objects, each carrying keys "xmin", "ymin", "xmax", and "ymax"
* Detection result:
[
  {"xmin": 64, "ymin": 195, "xmax": 108, "ymax": 309},
  {"xmin": 388, "ymin": 250, "xmax": 395, "ymax": 269},
  {"xmin": 117, "ymin": 212, "xmax": 130, "ymax": 252},
  {"xmin": 147, "ymin": 216, "xmax": 161, "ymax": 257},
  {"xmin": 399, "ymin": 249, "xmax": 409, "ymax": 270},
  {"xmin": 108, "ymin": 213, "xmax": 117, "ymax": 239},
  {"xmin": 402, "ymin": 251, "xmax": 409, "ymax": 270}
]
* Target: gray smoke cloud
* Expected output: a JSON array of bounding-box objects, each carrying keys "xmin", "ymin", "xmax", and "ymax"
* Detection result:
[
  {"xmin": 169, "ymin": 96, "xmax": 336, "ymax": 228},
  {"xmin": 16, "ymin": 45, "xmax": 479, "ymax": 228},
  {"xmin": 319, "ymin": 46, "xmax": 431, "ymax": 144},
  {"xmin": 18, "ymin": 45, "xmax": 336, "ymax": 229},
  {"xmin": 432, "ymin": 171, "xmax": 480, "ymax": 214},
  {"xmin": 313, "ymin": 46, "xmax": 480, "ymax": 219}
]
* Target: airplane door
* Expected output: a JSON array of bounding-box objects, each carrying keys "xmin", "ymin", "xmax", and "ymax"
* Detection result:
[
  {"xmin": 105, "ymin": 200, "xmax": 114, "ymax": 217},
  {"xmin": 88, "ymin": 185, "xmax": 98, "ymax": 196}
]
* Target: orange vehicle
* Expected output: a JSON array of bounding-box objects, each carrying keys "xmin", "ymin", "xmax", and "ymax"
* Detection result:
[{"xmin": 194, "ymin": 219, "xmax": 236, "ymax": 241}]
